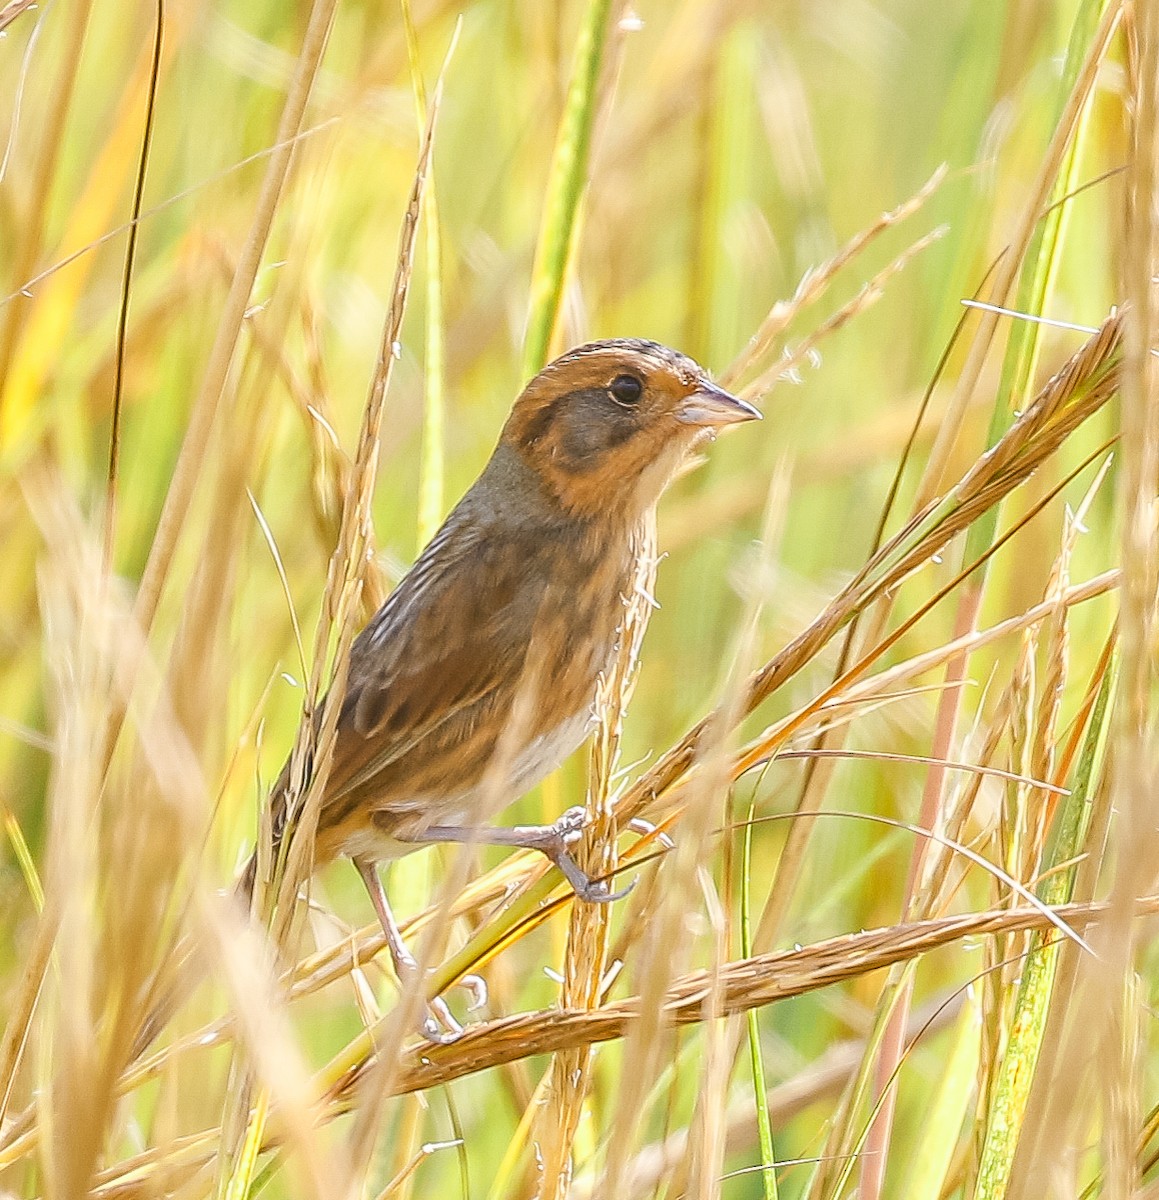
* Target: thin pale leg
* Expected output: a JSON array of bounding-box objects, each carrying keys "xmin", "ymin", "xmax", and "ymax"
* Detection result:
[
  {"xmin": 352, "ymin": 856, "xmax": 480, "ymax": 1042},
  {"xmin": 397, "ymin": 806, "xmax": 634, "ymax": 902}
]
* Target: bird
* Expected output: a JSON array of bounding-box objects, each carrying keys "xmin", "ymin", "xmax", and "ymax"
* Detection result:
[{"xmin": 246, "ymin": 338, "xmax": 760, "ymax": 1036}]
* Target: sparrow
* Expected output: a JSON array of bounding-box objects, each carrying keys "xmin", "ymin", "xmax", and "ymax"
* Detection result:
[{"xmin": 249, "ymin": 338, "xmax": 760, "ymax": 1034}]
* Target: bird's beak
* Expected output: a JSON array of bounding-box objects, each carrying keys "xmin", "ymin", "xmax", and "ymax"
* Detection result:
[{"xmin": 675, "ymin": 383, "xmax": 762, "ymax": 427}]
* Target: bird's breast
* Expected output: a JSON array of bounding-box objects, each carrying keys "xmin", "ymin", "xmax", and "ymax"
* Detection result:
[{"xmin": 507, "ymin": 705, "xmax": 597, "ymax": 796}]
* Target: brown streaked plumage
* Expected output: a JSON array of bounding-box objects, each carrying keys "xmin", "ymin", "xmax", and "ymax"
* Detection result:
[{"xmin": 252, "ymin": 338, "xmax": 760, "ymax": 1036}]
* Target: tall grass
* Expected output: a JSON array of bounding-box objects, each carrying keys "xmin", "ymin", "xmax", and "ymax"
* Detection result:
[{"xmin": 0, "ymin": 3, "xmax": 1147, "ymax": 1199}]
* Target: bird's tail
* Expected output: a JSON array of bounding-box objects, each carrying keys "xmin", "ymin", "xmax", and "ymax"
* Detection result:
[
  {"xmin": 235, "ymin": 850, "xmax": 259, "ymax": 908},
  {"xmin": 130, "ymin": 853, "xmax": 260, "ymax": 1061},
  {"xmin": 132, "ymin": 754, "xmax": 297, "ymax": 1060}
]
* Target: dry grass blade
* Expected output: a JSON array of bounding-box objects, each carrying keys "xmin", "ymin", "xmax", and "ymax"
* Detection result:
[
  {"xmin": 621, "ymin": 311, "xmax": 1122, "ymax": 828},
  {"xmin": 0, "ymin": 886, "xmax": 54, "ymax": 1130},
  {"xmin": 1054, "ymin": 0, "xmax": 1159, "ymax": 1190},
  {"xmin": 917, "ymin": 0, "xmax": 1123, "ymax": 505},
  {"xmin": 82, "ymin": 896, "xmax": 1157, "ymax": 1200},
  {"xmin": 16, "ymin": 479, "xmax": 337, "ymax": 1200},
  {"xmin": 832, "ymin": 571, "xmax": 1116, "ymax": 714},
  {"xmin": 30, "ymin": 483, "xmax": 194, "ymax": 1200},
  {"xmin": 535, "ymin": 522, "xmax": 658, "ymax": 1197},
  {"xmin": 570, "ymin": 996, "xmax": 963, "ymax": 1200},
  {"xmin": 739, "ymin": 224, "xmax": 948, "ymax": 404},
  {"xmin": 266, "ymin": 73, "xmax": 444, "ymax": 941},
  {"xmin": 267, "ymin": 52, "xmax": 451, "ymax": 1189},
  {"xmin": 129, "ymin": 0, "xmax": 339, "ymax": 642},
  {"xmin": 0, "ymin": 0, "xmax": 37, "ymax": 34},
  {"xmin": 720, "ymin": 164, "xmax": 947, "ymax": 389},
  {"xmin": 725, "ymin": 436, "xmax": 1114, "ymax": 825},
  {"xmin": 326, "ymin": 895, "xmax": 1157, "ymax": 1104}
]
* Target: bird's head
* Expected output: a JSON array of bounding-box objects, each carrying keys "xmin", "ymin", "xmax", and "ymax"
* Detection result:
[{"xmin": 501, "ymin": 339, "xmax": 760, "ymax": 522}]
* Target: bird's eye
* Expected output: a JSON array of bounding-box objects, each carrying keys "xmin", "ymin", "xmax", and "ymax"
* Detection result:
[{"xmin": 609, "ymin": 373, "xmax": 643, "ymax": 406}]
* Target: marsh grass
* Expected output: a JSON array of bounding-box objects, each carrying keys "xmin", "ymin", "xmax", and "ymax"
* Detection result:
[{"xmin": 0, "ymin": 3, "xmax": 1151, "ymax": 1199}]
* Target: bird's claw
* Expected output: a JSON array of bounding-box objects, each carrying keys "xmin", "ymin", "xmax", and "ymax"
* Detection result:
[
  {"xmin": 546, "ymin": 811, "xmax": 637, "ymax": 904},
  {"xmin": 419, "ymin": 1006, "xmax": 461, "ymax": 1044},
  {"xmin": 573, "ymin": 872, "xmax": 636, "ymax": 904},
  {"xmin": 409, "ymin": 977, "xmax": 494, "ymax": 1042},
  {"xmin": 460, "ymin": 972, "xmax": 488, "ymax": 1012},
  {"xmin": 391, "ymin": 959, "xmax": 460, "ymax": 1042},
  {"xmin": 391, "ymin": 950, "xmax": 488, "ymax": 1042},
  {"xmin": 627, "ymin": 816, "xmax": 676, "ymax": 851},
  {"xmin": 415, "ymin": 973, "xmax": 491, "ymax": 1040}
]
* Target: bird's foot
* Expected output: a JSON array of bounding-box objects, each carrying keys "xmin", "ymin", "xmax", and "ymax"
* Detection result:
[
  {"xmin": 539, "ymin": 807, "xmax": 636, "ymax": 903},
  {"xmin": 353, "ymin": 855, "xmax": 486, "ymax": 1043},
  {"xmin": 398, "ymin": 962, "xmax": 460, "ymax": 1044},
  {"xmin": 398, "ymin": 810, "xmax": 636, "ymax": 904},
  {"xmin": 391, "ymin": 948, "xmax": 488, "ymax": 1044}
]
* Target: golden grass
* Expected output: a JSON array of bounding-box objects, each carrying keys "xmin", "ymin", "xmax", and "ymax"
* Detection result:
[{"xmin": 0, "ymin": 2, "xmax": 1149, "ymax": 1199}]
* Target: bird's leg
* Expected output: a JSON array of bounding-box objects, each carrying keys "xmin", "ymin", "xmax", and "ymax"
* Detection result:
[
  {"xmin": 397, "ymin": 806, "xmax": 635, "ymax": 903},
  {"xmin": 352, "ymin": 857, "xmax": 485, "ymax": 1042}
]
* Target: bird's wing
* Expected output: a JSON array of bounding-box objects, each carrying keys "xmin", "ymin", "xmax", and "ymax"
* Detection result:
[{"xmin": 323, "ymin": 517, "xmax": 546, "ymax": 803}]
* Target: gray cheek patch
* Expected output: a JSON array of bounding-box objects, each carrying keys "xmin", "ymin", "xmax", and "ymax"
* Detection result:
[{"xmin": 557, "ymin": 388, "xmax": 639, "ymax": 471}]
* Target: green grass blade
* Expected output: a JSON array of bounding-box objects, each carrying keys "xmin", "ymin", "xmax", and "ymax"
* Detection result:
[
  {"xmin": 742, "ymin": 800, "xmax": 779, "ymax": 1200},
  {"xmin": 221, "ymin": 1087, "xmax": 269, "ymax": 1200},
  {"xmin": 975, "ymin": 650, "xmax": 1117, "ymax": 1199},
  {"xmin": 691, "ymin": 23, "xmax": 760, "ymax": 367},
  {"xmin": 901, "ymin": 989, "xmax": 982, "ymax": 1199},
  {"xmin": 522, "ymin": 0, "xmax": 613, "ymax": 377},
  {"xmin": 400, "ymin": 0, "xmax": 448, "ymax": 550},
  {"xmin": 416, "ymin": 194, "xmax": 446, "ymax": 550},
  {"xmin": 963, "ymin": 0, "xmax": 1107, "ymax": 568},
  {"xmin": 3, "ymin": 808, "xmax": 43, "ymax": 912}
]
